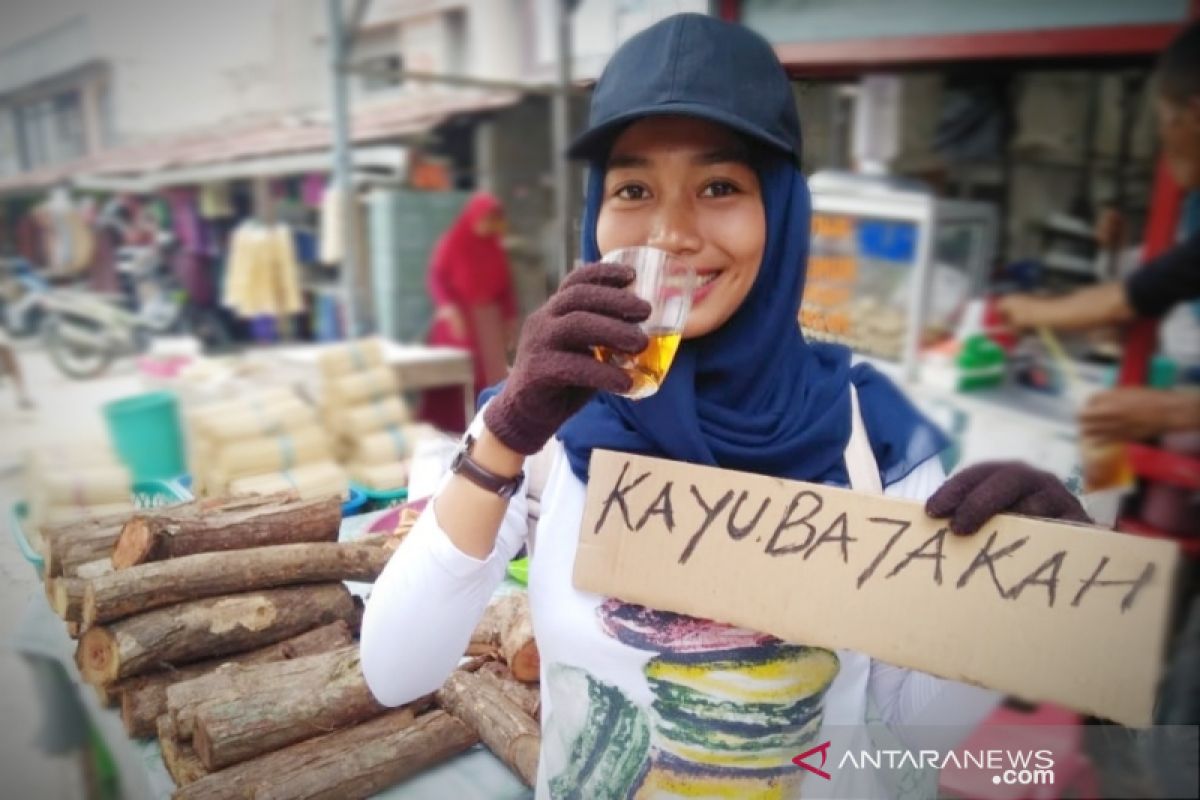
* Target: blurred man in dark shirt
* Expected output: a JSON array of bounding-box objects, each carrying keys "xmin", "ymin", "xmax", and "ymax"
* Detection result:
[{"xmin": 1001, "ymin": 21, "xmax": 1200, "ymax": 444}]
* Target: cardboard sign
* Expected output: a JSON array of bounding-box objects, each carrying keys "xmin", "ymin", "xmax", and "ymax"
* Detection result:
[{"xmin": 575, "ymin": 450, "xmax": 1181, "ymax": 727}]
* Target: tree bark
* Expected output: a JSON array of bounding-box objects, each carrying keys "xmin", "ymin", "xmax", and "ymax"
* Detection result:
[
  {"xmin": 158, "ymin": 715, "xmax": 209, "ymax": 787},
  {"xmin": 46, "ymin": 524, "xmax": 125, "ymax": 579},
  {"xmin": 437, "ymin": 670, "xmax": 540, "ymax": 787},
  {"xmin": 50, "ymin": 577, "xmax": 84, "ymax": 622},
  {"xmin": 471, "ymin": 593, "xmax": 539, "ymax": 681},
  {"xmin": 41, "ymin": 510, "xmax": 131, "ymax": 577},
  {"xmin": 74, "ymin": 558, "xmax": 113, "ymax": 579},
  {"xmin": 84, "ymin": 542, "xmax": 389, "ymax": 628},
  {"xmin": 190, "ymin": 646, "xmax": 385, "ymax": 771},
  {"xmin": 44, "ymin": 495, "xmax": 284, "ymax": 577},
  {"xmin": 497, "ymin": 593, "xmax": 539, "ymax": 682},
  {"xmin": 174, "ymin": 709, "xmax": 475, "ymax": 800},
  {"xmin": 165, "ymin": 629, "xmax": 365, "ymax": 740},
  {"xmin": 476, "ymin": 661, "xmax": 541, "ymax": 721},
  {"xmin": 119, "ymin": 621, "xmax": 354, "ymax": 739},
  {"xmin": 111, "ymin": 494, "xmax": 340, "ymax": 569},
  {"xmin": 76, "ymin": 584, "xmax": 355, "ymax": 686}
]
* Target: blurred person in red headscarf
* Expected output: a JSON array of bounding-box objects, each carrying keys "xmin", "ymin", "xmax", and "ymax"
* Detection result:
[{"xmin": 419, "ymin": 192, "xmax": 518, "ymax": 432}]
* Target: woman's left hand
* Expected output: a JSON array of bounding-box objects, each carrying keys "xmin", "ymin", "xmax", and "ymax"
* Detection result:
[{"xmin": 925, "ymin": 461, "xmax": 1091, "ymax": 535}]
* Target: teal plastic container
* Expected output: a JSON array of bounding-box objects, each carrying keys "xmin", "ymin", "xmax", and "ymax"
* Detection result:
[
  {"xmin": 103, "ymin": 391, "xmax": 185, "ymax": 482},
  {"xmin": 351, "ymin": 482, "xmax": 410, "ymax": 513}
]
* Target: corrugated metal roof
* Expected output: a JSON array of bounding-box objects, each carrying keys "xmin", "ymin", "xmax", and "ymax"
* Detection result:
[{"xmin": 0, "ymin": 90, "xmax": 518, "ymax": 195}]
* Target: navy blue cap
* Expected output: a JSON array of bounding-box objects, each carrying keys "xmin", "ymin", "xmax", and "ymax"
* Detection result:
[{"xmin": 568, "ymin": 13, "xmax": 801, "ymax": 162}]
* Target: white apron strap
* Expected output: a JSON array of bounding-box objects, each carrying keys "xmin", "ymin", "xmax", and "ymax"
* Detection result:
[{"xmin": 843, "ymin": 384, "xmax": 883, "ymax": 495}]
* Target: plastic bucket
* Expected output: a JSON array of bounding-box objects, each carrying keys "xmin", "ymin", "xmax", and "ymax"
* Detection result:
[{"xmin": 103, "ymin": 391, "xmax": 185, "ymax": 482}]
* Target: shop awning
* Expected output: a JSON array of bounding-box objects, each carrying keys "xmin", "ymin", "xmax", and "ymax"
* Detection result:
[{"xmin": 0, "ymin": 90, "xmax": 518, "ymax": 196}]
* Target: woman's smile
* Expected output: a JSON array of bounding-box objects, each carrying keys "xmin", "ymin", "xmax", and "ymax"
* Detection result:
[{"xmin": 691, "ymin": 268, "xmax": 723, "ymax": 305}]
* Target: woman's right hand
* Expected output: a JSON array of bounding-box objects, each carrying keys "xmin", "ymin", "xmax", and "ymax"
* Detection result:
[
  {"xmin": 483, "ymin": 262, "xmax": 651, "ymax": 454},
  {"xmin": 436, "ymin": 305, "xmax": 468, "ymax": 340},
  {"xmin": 996, "ymin": 294, "xmax": 1043, "ymax": 331}
]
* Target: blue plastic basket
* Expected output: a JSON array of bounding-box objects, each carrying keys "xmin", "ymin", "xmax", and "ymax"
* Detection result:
[
  {"xmin": 9, "ymin": 478, "xmax": 193, "ymax": 577},
  {"xmin": 342, "ymin": 487, "xmax": 368, "ymax": 518}
]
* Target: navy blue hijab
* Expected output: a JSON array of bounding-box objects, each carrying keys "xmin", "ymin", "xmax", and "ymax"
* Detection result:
[{"xmin": 546, "ymin": 154, "xmax": 947, "ymax": 488}]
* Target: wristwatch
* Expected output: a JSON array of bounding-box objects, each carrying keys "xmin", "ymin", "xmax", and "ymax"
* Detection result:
[{"xmin": 450, "ymin": 434, "xmax": 525, "ymax": 499}]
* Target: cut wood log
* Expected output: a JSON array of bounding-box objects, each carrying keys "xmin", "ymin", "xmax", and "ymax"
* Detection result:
[
  {"xmin": 40, "ymin": 510, "xmax": 132, "ymax": 574},
  {"xmin": 191, "ymin": 646, "xmax": 384, "ymax": 771},
  {"xmin": 46, "ymin": 524, "xmax": 126, "ymax": 578},
  {"xmin": 470, "ymin": 593, "xmax": 539, "ymax": 681},
  {"xmin": 83, "ymin": 542, "xmax": 390, "ymax": 628},
  {"xmin": 112, "ymin": 494, "xmax": 341, "ymax": 568},
  {"xmin": 174, "ymin": 709, "xmax": 474, "ymax": 800},
  {"xmin": 165, "ymin": 622, "xmax": 358, "ymax": 740},
  {"xmin": 476, "ymin": 661, "xmax": 541, "ymax": 721},
  {"xmin": 76, "ymin": 584, "xmax": 355, "ymax": 686},
  {"xmin": 158, "ymin": 716, "xmax": 208, "ymax": 787},
  {"xmin": 496, "ymin": 593, "xmax": 539, "ymax": 682},
  {"xmin": 74, "ymin": 558, "xmax": 113, "ymax": 579},
  {"xmin": 437, "ymin": 670, "xmax": 540, "ymax": 787},
  {"xmin": 43, "ymin": 495, "xmax": 276, "ymax": 577},
  {"xmin": 468, "ymin": 601, "xmax": 504, "ymax": 657},
  {"xmin": 51, "ymin": 577, "xmax": 84, "ymax": 622},
  {"xmin": 120, "ymin": 621, "xmax": 353, "ymax": 739}
]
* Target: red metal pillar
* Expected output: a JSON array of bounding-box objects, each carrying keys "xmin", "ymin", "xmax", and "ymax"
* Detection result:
[{"xmin": 1117, "ymin": 157, "xmax": 1184, "ymax": 386}]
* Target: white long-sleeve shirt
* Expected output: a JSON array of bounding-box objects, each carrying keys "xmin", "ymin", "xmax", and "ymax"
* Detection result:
[{"xmin": 362, "ymin": 408, "xmax": 999, "ymax": 799}]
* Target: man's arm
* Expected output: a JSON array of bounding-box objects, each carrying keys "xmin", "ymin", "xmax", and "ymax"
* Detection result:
[
  {"xmin": 998, "ymin": 282, "xmax": 1133, "ymax": 331},
  {"xmin": 1000, "ymin": 230, "xmax": 1200, "ymax": 331}
]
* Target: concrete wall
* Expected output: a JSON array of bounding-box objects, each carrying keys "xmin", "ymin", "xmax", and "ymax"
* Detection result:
[{"xmin": 0, "ymin": 0, "xmax": 325, "ymax": 145}]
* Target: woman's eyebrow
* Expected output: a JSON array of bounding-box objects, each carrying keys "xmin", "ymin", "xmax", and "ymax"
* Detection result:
[
  {"xmin": 606, "ymin": 153, "xmax": 649, "ymax": 169},
  {"xmin": 691, "ymin": 147, "xmax": 749, "ymax": 165}
]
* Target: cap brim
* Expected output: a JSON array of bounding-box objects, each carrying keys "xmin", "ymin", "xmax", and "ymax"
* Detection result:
[{"xmin": 567, "ymin": 102, "xmax": 797, "ymax": 162}]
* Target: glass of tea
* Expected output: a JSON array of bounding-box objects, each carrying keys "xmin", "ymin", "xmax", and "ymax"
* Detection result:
[{"xmin": 592, "ymin": 246, "xmax": 696, "ymax": 400}]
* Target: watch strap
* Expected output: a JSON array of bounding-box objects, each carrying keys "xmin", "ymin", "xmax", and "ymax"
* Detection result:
[{"xmin": 451, "ymin": 434, "xmax": 525, "ymax": 499}]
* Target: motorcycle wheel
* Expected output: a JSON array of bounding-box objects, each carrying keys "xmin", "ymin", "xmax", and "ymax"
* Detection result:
[
  {"xmin": 2, "ymin": 303, "xmax": 43, "ymax": 338},
  {"xmin": 43, "ymin": 316, "xmax": 114, "ymax": 380}
]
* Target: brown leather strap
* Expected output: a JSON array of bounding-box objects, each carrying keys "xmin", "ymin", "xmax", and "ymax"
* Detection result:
[{"xmin": 450, "ymin": 434, "xmax": 525, "ymax": 499}]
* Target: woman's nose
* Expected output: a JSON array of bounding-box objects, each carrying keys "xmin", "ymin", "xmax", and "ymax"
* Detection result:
[{"xmin": 645, "ymin": 201, "xmax": 703, "ymax": 257}]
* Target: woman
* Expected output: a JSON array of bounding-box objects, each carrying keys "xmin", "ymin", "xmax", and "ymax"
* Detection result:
[
  {"xmin": 421, "ymin": 191, "xmax": 518, "ymax": 433},
  {"xmin": 364, "ymin": 15, "xmax": 1087, "ymax": 798}
]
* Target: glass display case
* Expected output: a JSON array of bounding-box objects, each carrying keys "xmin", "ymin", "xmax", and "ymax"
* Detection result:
[{"xmin": 803, "ymin": 172, "xmax": 998, "ymax": 379}]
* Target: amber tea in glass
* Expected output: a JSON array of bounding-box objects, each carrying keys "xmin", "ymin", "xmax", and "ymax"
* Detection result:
[{"xmin": 592, "ymin": 247, "xmax": 695, "ymax": 400}]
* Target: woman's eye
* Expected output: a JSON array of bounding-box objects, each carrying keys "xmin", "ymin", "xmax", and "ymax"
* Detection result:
[
  {"xmin": 701, "ymin": 180, "xmax": 739, "ymax": 198},
  {"xmin": 615, "ymin": 185, "xmax": 648, "ymax": 200}
]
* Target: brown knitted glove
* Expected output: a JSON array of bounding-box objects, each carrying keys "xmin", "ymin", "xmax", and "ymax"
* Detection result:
[
  {"xmin": 925, "ymin": 461, "xmax": 1092, "ymax": 535},
  {"xmin": 483, "ymin": 262, "xmax": 651, "ymax": 454}
]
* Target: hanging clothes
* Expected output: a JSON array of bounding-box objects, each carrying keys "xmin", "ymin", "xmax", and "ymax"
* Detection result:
[
  {"xmin": 222, "ymin": 222, "xmax": 304, "ymax": 319},
  {"xmin": 164, "ymin": 188, "xmax": 214, "ymax": 306},
  {"xmin": 319, "ymin": 184, "xmax": 345, "ymax": 265},
  {"xmin": 301, "ymin": 173, "xmax": 326, "ymax": 208},
  {"xmin": 199, "ymin": 183, "xmax": 234, "ymax": 219}
]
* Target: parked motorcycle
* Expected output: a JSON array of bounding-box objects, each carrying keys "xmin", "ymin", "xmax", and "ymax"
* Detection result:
[
  {"xmin": 0, "ymin": 256, "xmax": 49, "ymax": 338},
  {"xmin": 41, "ymin": 234, "xmax": 231, "ymax": 379}
]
